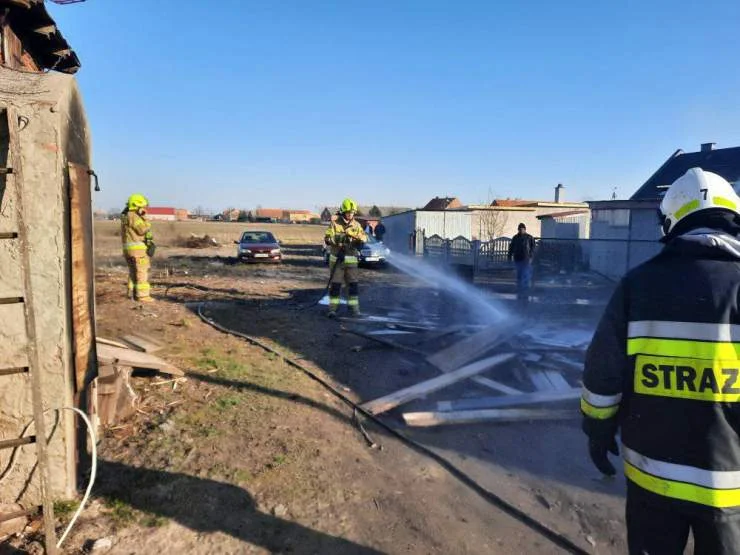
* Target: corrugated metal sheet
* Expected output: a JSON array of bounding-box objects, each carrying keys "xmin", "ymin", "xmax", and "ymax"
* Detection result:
[{"xmin": 416, "ymin": 211, "xmax": 474, "ymax": 240}]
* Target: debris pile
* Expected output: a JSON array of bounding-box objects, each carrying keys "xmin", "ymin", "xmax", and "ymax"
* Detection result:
[
  {"xmin": 183, "ymin": 233, "xmax": 219, "ymax": 248},
  {"xmin": 342, "ymin": 308, "xmax": 591, "ymax": 427}
]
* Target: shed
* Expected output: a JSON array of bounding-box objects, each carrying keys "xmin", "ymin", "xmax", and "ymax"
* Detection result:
[{"xmin": 0, "ymin": 0, "xmax": 93, "ymax": 533}]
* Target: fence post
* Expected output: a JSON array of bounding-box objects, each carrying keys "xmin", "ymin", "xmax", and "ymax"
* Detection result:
[
  {"xmin": 472, "ymin": 240, "xmax": 481, "ymax": 277},
  {"xmin": 444, "ymin": 239, "xmax": 451, "ymax": 266}
]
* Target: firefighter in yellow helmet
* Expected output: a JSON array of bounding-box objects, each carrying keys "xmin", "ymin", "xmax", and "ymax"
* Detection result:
[
  {"xmin": 324, "ymin": 198, "xmax": 367, "ymax": 317},
  {"xmin": 121, "ymin": 194, "xmax": 155, "ymax": 302}
]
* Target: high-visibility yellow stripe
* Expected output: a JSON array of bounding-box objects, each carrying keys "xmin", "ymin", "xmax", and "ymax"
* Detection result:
[
  {"xmin": 675, "ymin": 199, "xmax": 700, "ymax": 220},
  {"xmin": 625, "ymin": 461, "xmax": 740, "ymax": 508},
  {"xmin": 580, "ymin": 398, "xmax": 619, "ymax": 419},
  {"xmin": 347, "ymin": 298, "xmax": 359, "ymax": 307},
  {"xmin": 714, "ymin": 196, "xmax": 737, "ymax": 211},
  {"xmin": 344, "ymin": 256, "xmax": 358, "ymax": 264},
  {"xmin": 628, "ymin": 337, "xmax": 740, "ymax": 359}
]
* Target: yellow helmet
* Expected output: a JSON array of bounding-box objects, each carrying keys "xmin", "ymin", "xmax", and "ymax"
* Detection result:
[
  {"xmin": 340, "ymin": 198, "xmax": 358, "ymax": 214},
  {"xmin": 127, "ymin": 194, "xmax": 149, "ymax": 211}
]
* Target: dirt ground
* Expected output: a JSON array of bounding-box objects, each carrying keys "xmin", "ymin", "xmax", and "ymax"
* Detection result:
[{"xmin": 6, "ymin": 222, "xmax": 630, "ymax": 554}]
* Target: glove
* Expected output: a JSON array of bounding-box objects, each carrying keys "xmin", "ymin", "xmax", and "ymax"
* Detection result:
[
  {"xmin": 582, "ymin": 417, "xmax": 619, "ymax": 476},
  {"xmin": 588, "ymin": 436, "xmax": 619, "ymax": 476},
  {"xmin": 336, "ymin": 250, "xmax": 345, "ymax": 263},
  {"xmin": 334, "ymin": 233, "xmax": 347, "ymax": 246},
  {"xmin": 146, "ymin": 241, "xmax": 156, "ymax": 257}
]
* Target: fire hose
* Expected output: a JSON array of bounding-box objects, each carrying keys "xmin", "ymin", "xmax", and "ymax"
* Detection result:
[{"xmin": 196, "ymin": 302, "xmax": 590, "ymax": 555}]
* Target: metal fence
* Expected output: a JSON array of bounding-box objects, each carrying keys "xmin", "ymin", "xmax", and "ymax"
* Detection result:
[{"xmin": 421, "ymin": 233, "xmax": 662, "ymax": 281}]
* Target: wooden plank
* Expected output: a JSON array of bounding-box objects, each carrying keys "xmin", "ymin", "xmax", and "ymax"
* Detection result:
[
  {"xmin": 436, "ymin": 388, "xmax": 582, "ymax": 412},
  {"xmin": 402, "ymin": 408, "xmax": 579, "ymax": 427},
  {"xmin": 121, "ymin": 333, "xmax": 163, "ymax": 353},
  {"xmin": 529, "ymin": 370, "xmax": 556, "ymax": 391},
  {"xmin": 543, "ymin": 370, "xmax": 571, "ymax": 391},
  {"xmin": 360, "ymin": 353, "xmax": 515, "ymax": 416},
  {"xmin": 96, "ymin": 337, "xmax": 132, "ymax": 350},
  {"xmin": 8, "ymin": 106, "xmax": 58, "ymax": 553},
  {"xmin": 95, "ymin": 342, "xmax": 184, "ymax": 376},
  {"xmin": 69, "ymin": 162, "xmax": 97, "ymax": 392},
  {"xmin": 426, "ymin": 320, "xmax": 520, "ymax": 373},
  {"xmin": 469, "ymin": 376, "xmax": 522, "ymax": 395}
]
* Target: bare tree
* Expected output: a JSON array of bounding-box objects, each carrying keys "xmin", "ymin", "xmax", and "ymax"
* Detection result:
[{"xmin": 477, "ymin": 208, "xmax": 511, "ymax": 241}]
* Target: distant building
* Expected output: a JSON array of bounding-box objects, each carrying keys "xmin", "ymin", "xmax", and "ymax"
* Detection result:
[
  {"xmin": 255, "ymin": 208, "xmax": 284, "ymax": 222},
  {"xmin": 147, "ymin": 207, "xmax": 177, "ymax": 221},
  {"xmin": 283, "ymin": 210, "xmax": 318, "ymax": 223},
  {"xmin": 423, "ymin": 197, "xmax": 462, "ymax": 210},
  {"xmin": 221, "ymin": 208, "xmax": 240, "ymax": 222},
  {"xmin": 175, "ymin": 208, "xmax": 189, "ymax": 221},
  {"xmin": 381, "ymin": 186, "xmax": 588, "ymax": 253}
]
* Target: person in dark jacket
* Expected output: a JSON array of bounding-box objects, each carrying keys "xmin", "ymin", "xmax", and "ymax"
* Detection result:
[
  {"xmin": 507, "ymin": 223, "xmax": 536, "ymax": 301},
  {"xmin": 374, "ymin": 220, "xmax": 386, "ymax": 242},
  {"xmin": 582, "ymin": 167, "xmax": 740, "ymax": 554}
]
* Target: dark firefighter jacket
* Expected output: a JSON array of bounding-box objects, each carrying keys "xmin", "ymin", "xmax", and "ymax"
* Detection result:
[
  {"xmin": 582, "ymin": 228, "xmax": 740, "ymax": 519},
  {"xmin": 508, "ymin": 232, "xmax": 536, "ymax": 262}
]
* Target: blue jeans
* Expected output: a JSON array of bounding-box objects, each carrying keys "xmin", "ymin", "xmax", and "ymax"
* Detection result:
[{"xmin": 515, "ymin": 260, "xmax": 532, "ymax": 301}]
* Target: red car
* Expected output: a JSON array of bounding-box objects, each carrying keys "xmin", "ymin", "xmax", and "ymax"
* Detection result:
[{"xmin": 235, "ymin": 231, "xmax": 282, "ymax": 263}]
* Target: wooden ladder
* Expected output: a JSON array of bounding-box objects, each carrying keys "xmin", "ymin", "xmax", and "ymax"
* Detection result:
[{"xmin": 0, "ymin": 107, "xmax": 59, "ymax": 553}]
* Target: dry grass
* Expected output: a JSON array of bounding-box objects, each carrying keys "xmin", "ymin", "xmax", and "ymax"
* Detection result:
[{"xmin": 94, "ymin": 220, "xmax": 326, "ymax": 252}]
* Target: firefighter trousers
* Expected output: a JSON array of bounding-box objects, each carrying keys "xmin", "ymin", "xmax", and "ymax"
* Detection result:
[
  {"xmin": 125, "ymin": 255, "xmax": 151, "ymax": 300},
  {"xmin": 328, "ymin": 261, "xmax": 359, "ymax": 313},
  {"xmin": 627, "ymin": 489, "xmax": 740, "ymax": 555}
]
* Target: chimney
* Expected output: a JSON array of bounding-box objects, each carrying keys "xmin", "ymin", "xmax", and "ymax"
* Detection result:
[
  {"xmin": 554, "ymin": 183, "xmax": 564, "ymax": 203},
  {"xmin": 701, "ymin": 142, "xmax": 716, "ymax": 152}
]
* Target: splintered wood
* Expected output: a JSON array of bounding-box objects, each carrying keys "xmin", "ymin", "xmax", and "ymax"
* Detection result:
[
  {"xmin": 360, "ymin": 353, "xmax": 516, "ymax": 415},
  {"xmin": 346, "ymin": 312, "xmax": 585, "ymax": 427},
  {"xmin": 95, "ymin": 342, "xmax": 183, "ymax": 376}
]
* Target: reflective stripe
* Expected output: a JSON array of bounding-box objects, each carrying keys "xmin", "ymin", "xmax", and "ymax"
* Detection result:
[
  {"xmin": 624, "ymin": 463, "xmax": 740, "ymax": 508},
  {"xmin": 135, "ymin": 283, "xmax": 150, "ymax": 291},
  {"xmin": 623, "ymin": 446, "xmax": 740, "ymax": 489},
  {"xmin": 581, "ymin": 387, "xmax": 622, "ymax": 407},
  {"xmin": 580, "ymin": 398, "xmax": 619, "ymax": 419},
  {"xmin": 329, "ymin": 255, "xmax": 358, "ymax": 265},
  {"xmin": 627, "ymin": 338, "xmax": 740, "ymax": 359},
  {"xmin": 628, "ymin": 321, "xmax": 740, "ymax": 342},
  {"xmin": 124, "ymin": 242, "xmax": 147, "ymax": 251},
  {"xmin": 347, "ymin": 298, "xmax": 359, "ymax": 307},
  {"xmin": 675, "ymin": 199, "xmax": 700, "ymax": 220},
  {"xmin": 714, "ymin": 196, "xmax": 737, "ymax": 211}
]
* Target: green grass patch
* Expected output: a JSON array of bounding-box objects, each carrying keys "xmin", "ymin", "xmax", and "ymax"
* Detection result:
[
  {"xmin": 53, "ymin": 499, "xmax": 79, "ymax": 520},
  {"xmin": 106, "ymin": 498, "xmax": 137, "ymax": 526}
]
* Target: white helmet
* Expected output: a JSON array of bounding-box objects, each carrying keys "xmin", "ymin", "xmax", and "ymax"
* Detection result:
[{"xmin": 659, "ymin": 167, "xmax": 740, "ymax": 235}]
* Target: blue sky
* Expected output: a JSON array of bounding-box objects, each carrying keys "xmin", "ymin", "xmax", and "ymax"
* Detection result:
[{"xmin": 49, "ymin": 0, "xmax": 740, "ymax": 213}]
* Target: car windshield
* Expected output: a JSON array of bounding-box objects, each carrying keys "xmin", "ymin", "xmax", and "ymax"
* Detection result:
[
  {"xmin": 364, "ymin": 234, "xmax": 378, "ymax": 244},
  {"xmin": 240, "ymin": 232, "xmax": 277, "ymax": 244}
]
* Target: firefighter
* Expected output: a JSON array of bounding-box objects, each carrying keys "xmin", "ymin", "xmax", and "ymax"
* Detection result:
[
  {"xmin": 121, "ymin": 193, "xmax": 155, "ymax": 302},
  {"xmin": 581, "ymin": 167, "xmax": 740, "ymax": 554},
  {"xmin": 324, "ymin": 198, "xmax": 367, "ymax": 317}
]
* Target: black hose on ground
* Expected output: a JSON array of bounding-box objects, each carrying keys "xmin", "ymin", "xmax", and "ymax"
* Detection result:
[{"xmin": 195, "ymin": 302, "xmax": 591, "ymax": 555}]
